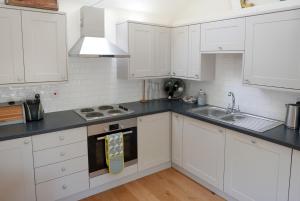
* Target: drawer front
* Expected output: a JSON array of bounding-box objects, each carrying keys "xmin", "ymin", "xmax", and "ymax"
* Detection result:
[
  {"xmin": 36, "ymin": 170, "xmax": 89, "ymax": 201},
  {"xmin": 35, "ymin": 156, "xmax": 88, "ymax": 184},
  {"xmin": 34, "ymin": 141, "xmax": 87, "ymax": 168},
  {"xmin": 32, "ymin": 127, "xmax": 87, "ymax": 151}
]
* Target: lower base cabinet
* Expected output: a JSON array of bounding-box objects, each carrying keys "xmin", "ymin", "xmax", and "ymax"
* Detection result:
[
  {"xmin": 289, "ymin": 150, "xmax": 300, "ymax": 201},
  {"xmin": 138, "ymin": 112, "xmax": 171, "ymax": 171},
  {"xmin": 224, "ymin": 130, "xmax": 291, "ymax": 201},
  {"xmin": 0, "ymin": 137, "xmax": 36, "ymax": 201},
  {"xmin": 182, "ymin": 117, "xmax": 225, "ymax": 191}
]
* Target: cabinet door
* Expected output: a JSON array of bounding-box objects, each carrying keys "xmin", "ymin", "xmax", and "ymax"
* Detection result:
[
  {"xmin": 0, "ymin": 8, "xmax": 24, "ymax": 84},
  {"xmin": 244, "ymin": 10, "xmax": 300, "ymax": 90},
  {"xmin": 201, "ymin": 18, "xmax": 245, "ymax": 51},
  {"xmin": 289, "ymin": 150, "xmax": 300, "ymax": 201},
  {"xmin": 182, "ymin": 118, "xmax": 225, "ymax": 190},
  {"xmin": 22, "ymin": 11, "xmax": 67, "ymax": 83},
  {"xmin": 129, "ymin": 23, "xmax": 155, "ymax": 78},
  {"xmin": 171, "ymin": 26, "xmax": 189, "ymax": 77},
  {"xmin": 154, "ymin": 26, "xmax": 171, "ymax": 77},
  {"xmin": 172, "ymin": 113, "xmax": 184, "ymax": 167},
  {"xmin": 138, "ymin": 112, "xmax": 171, "ymax": 171},
  {"xmin": 0, "ymin": 137, "xmax": 36, "ymax": 201},
  {"xmin": 187, "ymin": 24, "xmax": 201, "ymax": 79},
  {"xmin": 224, "ymin": 130, "xmax": 291, "ymax": 201}
]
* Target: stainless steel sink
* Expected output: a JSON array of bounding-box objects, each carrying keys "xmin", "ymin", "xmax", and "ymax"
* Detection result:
[
  {"xmin": 188, "ymin": 106, "xmax": 283, "ymax": 132},
  {"xmin": 189, "ymin": 106, "xmax": 228, "ymax": 118}
]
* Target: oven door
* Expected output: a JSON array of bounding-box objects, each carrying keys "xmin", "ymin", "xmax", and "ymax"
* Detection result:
[{"xmin": 88, "ymin": 127, "xmax": 137, "ymax": 178}]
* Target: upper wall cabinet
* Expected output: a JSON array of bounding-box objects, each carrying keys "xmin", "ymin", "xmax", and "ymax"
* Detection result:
[
  {"xmin": 0, "ymin": 7, "xmax": 67, "ymax": 85},
  {"xmin": 116, "ymin": 22, "xmax": 171, "ymax": 79},
  {"xmin": 0, "ymin": 8, "xmax": 24, "ymax": 84},
  {"xmin": 244, "ymin": 9, "xmax": 300, "ymax": 90},
  {"xmin": 22, "ymin": 11, "xmax": 67, "ymax": 83},
  {"xmin": 171, "ymin": 26, "xmax": 189, "ymax": 78},
  {"xmin": 201, "ymin": 18, "xmax": 245, "ymax": 52},
  {"xmin": 171, "ymin": 25, "xmax": 215, "ymax": 81}
]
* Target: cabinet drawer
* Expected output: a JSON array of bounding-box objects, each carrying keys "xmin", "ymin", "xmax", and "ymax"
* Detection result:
[
  {"xmin": 35, "ymin": 156, "xmax": 88, "ymax": 184},
  {"xmin": 34, "ymin": 141, "xmax": 87, "ymax": 167},
  {"xmin": 32, "ymin": 127, "xmax": 87, "ymax": 151},
  {"xmin": 36, "ymin": 170, "xmax": 89, "ymax": 201},
  {"xmin": 201, "ymin": 18, "xmax": 245, "ymax": 51}
]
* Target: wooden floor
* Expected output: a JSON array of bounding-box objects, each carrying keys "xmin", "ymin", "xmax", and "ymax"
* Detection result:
[{"xmin": 82, "ymin": 168, "xmax": 225, "ymax": 201}]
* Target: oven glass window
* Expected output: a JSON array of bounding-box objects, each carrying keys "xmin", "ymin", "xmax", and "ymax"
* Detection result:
[{"xmin": 88, "ymin": 128, "xmax": 137, "ymax": 175}]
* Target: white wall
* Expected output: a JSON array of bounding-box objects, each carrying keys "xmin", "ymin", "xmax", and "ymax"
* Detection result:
[{"xmin": 185, "ymin": 54, "xmax": 300, "ymax": 121}]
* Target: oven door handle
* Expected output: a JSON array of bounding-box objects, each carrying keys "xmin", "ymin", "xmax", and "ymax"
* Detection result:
[{"xmin": 96, "ymin": 131, "xmax": 133, "ymax": 141}]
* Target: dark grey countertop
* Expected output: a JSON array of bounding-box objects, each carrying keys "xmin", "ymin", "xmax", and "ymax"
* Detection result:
[{"xmin": 1, "ymin": 99, "xmax": 300, "ymax": 151}]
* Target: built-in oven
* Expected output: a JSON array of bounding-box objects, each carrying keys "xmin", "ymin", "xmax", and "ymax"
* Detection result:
[{"xmin": 87, "ymin": 118, "xmax": 137, "ymax": 178}]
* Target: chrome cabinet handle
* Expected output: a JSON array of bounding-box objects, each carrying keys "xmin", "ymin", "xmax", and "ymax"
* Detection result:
[
  {"xmin": 24, "ymin": 140, "xmax": 30, "ymax": 145},
  {"xmin": 218, "ymin": 46, "xmax": 223, "ymax": 50},
  {"xmin": 195, "ymin": 74, "xmax": 199, "ymax": 78},
  {"xmin": 172, "ymin": 72, "xmax": 176, "ymax": 76}
]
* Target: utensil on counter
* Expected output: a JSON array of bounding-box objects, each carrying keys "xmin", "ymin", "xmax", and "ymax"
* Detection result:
[
  {"xmin": 0, "ymin": 101, "xmax": 26, "ymax": 126},
  {"xmin": 24, "ymin": 94, "xmax": 44, "ymax": 122},
  {"xmin": 285, "ymin": 103, "xmax": 300, "ymax": 130}
]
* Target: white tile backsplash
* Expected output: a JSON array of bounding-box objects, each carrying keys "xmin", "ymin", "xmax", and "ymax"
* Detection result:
[
  {"xmin": 185, "ymin": 54, "xmax": 300, "ymax": 121},
  {"xmin": 0, "ymin": 58, "xmax": 144, "ymax": 113}
]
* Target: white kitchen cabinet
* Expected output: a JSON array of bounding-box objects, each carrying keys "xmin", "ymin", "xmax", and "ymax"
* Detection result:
[
  {"xmin": 224, "ymin": 130, "xmax": 291, "ymax": 201},
  {"xmin": 188, "ymin": 24, "xmax": 215, "ymax": 80},
  {"xmin": 0, "ymin": 8, "xmax": 24, "ymax": 84},
  {"xmin": 0, "ymin": 137, "xmax": 36, "ymax": 201},
  {"xmin": 154, "ymin": 26, "xmax": 171, "ymax": 77},
  {"xmin": 201, "ymin": 18, "xmax": 245, "ymax": 52},
  {"xmin": 22, "ymin": 11, "xmax": 67, "ymax": 83},
  {"xmin": 116, "ymin": 22, "xmax": 171, "ymax": 79},
  {"xmin": 182, "ymin": 117, "xmax": 225, "ymax": 190},
  {"xmin": 171, "ymin": 26, "xmax": 189, "ymax": 77},
  {"xmin": 128, "ymin": 23, "xmax": 155, "ymax": 78},
  {"xmin": 171, "ymin": 113, "xmax": 184, "ymax": 167},
  {"xmin": 289, "ymin": 150, "xmax": 300, "ymax": 201},
  {"xmin": 244, "ymin": 9, "xmax": 300, "ymax": 90},
  {"xmin": 138, "ymin": 112, "xmax": 171, "ymax": 171}
]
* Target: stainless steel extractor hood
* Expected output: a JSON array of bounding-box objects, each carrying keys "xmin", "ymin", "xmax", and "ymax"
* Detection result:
[{"xmin": 69, "ymin": 6, "xmax": 129, "ymax": 58}]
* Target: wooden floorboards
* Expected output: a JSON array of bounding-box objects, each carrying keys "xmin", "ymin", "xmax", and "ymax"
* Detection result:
[{"xmin": 81, "ymin": 168, "xmax": 225, "ymax": 201}]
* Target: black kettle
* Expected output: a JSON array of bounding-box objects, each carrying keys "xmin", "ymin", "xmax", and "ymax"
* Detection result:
[{"xmin": 24, "ymin": 94, "xmax": 44, "ymax": 122}]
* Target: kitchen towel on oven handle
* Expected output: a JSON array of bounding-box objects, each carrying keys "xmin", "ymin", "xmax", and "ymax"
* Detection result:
[{"xmin": 105, "ymin": 133, "xmax": 124, "ymax": 174}]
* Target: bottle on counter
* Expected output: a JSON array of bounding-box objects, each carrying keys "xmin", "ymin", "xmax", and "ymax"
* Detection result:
[{"xmin": 197, "ymin": 89, "xmax": 207, "ymax": 106}]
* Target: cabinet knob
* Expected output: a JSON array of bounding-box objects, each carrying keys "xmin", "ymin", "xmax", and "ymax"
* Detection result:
[
  {"xmin": 218, "ymin": 129, "xmax": 224, "ymax": 133},
  {"xmin": 60, "ymin": 152, "xmax": 66, "ymax": 157},
  {"xmin": 218, "ymin": 46, "xmax": 223, "ymax": 50},
  {"xmin": 62, "ymin": 184, "xmax": 67, "ymax": 190},
  {"xmin": 195, "ymin": 74, "xmax": 199, "ymax": 78},
  {"xmin": 251, "ymin": 140, "xmax": 257, "ymax": 144},
  {"xmin": 244, "ymin": 79, "xmax": 251, "ymax": 84},
  {"xmin": 131, "ymin": 73, "xmax": 135, "ymax": 77},
  {"xmin": 61, "ymin": 167, "xmax": 66, "ymax": 172},
  {"xmin": 59, "ymin": 136, "xmax": 65, "ymax": 141},
  {"xmin": 24, "ymin": 140, "xmax": 30, "ymax": 145},
  {"xmin": 17, "ymin": 77, "xmax": 23, "ymax": 82},
  {"xmin": 139, "ymin": 118, "xmax": 142, "ymax": 122},
  {"xmin": 172, "ymin": 72, "xmax": 176, "ymax": 76}
]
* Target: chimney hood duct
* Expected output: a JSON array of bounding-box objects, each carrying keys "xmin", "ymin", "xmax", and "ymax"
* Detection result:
[{"xmin": 69, "ymin": 6, "xmax": 129, "ymax": 58}]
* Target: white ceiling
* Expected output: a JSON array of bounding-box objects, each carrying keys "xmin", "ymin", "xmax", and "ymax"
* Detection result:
[{"xmin": 87, "ymin": 0, "xmax": 191, "ymax": 16}]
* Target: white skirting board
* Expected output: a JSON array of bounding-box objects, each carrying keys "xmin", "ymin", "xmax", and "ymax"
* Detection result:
[
  {"xmin": 171, "ymin": 164, "xmax": 238, "ymax": 201},
  {"xmin": 59, "ymin": 162, "xmax": 171, "ymax": 201}
]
